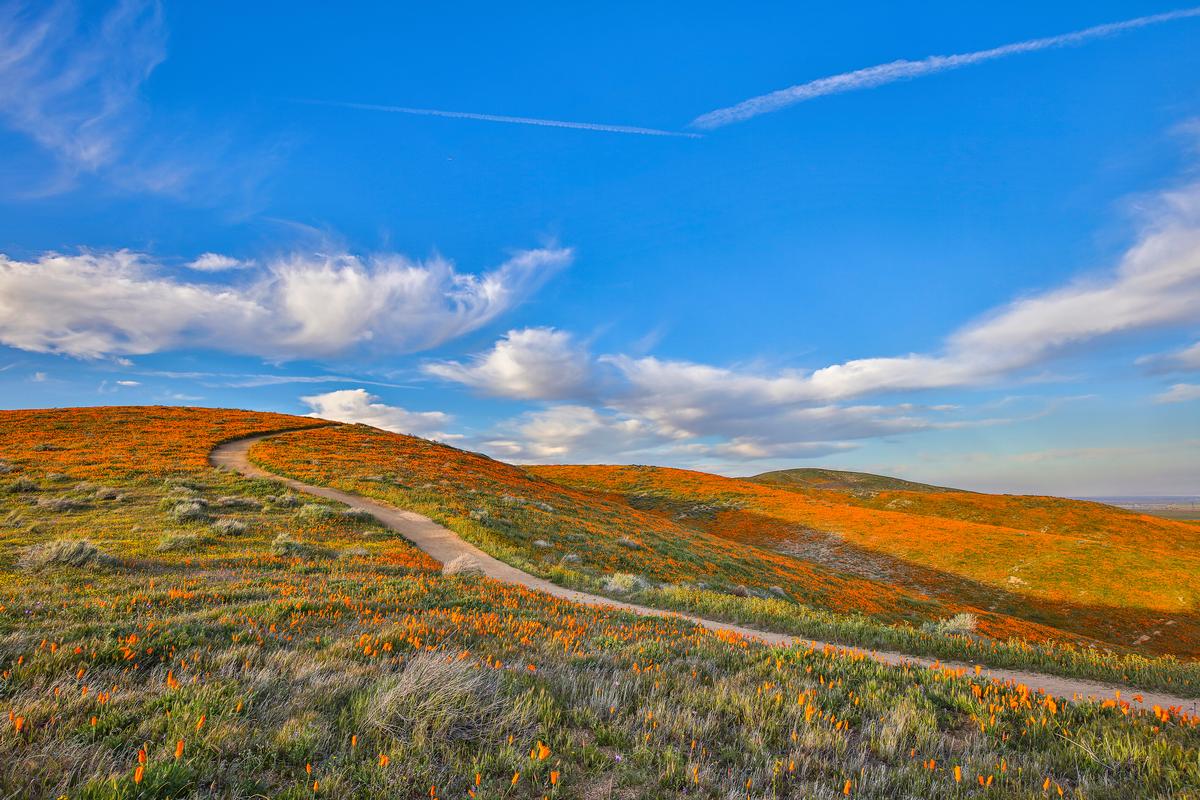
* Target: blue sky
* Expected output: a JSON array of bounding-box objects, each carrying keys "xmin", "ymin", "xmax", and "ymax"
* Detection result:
[{"xmin": 1, "ymin": 1, "xmax": 1199, "ymax": 494}]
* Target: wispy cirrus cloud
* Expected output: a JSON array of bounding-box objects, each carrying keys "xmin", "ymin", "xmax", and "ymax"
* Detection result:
[
  {"xmin": 0, "ymin": 0, "xmax": 165, "ymax": 174},
  {"xmin": 0, "ymin": 0, "xmax": 281, "ymax": 199},
  {"xmin": 1155, "ymin": 383, "xmax": 1200, "ymax": 403},
  {"xmin": 691, "ymin": 7, "xmax": 1200, "ymax": 129},
  {"xmin": 297, "ymin": 99, "xmax": 702, "ymax": 139}
]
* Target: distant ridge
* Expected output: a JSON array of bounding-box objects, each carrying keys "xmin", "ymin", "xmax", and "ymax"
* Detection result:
[{"xmin": 746, "ymin": 467, "xmax": 959, "ymax": 494}]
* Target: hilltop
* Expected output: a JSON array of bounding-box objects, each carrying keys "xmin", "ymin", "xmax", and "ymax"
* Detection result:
[{"xmin": 747, "ymin": 467, "xmax": 954, "ymax": 494}]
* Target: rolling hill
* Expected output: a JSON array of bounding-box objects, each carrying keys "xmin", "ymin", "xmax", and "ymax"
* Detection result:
[
  {"xmin": 2, "ymin": 407, "xmax": 1197, "ymax": 798},
  {"xmin": 748, "ymin": 467, "xmax": 955, "ymax": 494}
]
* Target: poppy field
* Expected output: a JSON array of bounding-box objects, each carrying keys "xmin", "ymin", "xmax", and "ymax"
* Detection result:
[
  {"xmin": 1, "ymin": 407, "xmax": 1198, "ymax": 798},
  {"xmin": 250, "ymin": 423, "xmax": 1200, "ymax": 693}
]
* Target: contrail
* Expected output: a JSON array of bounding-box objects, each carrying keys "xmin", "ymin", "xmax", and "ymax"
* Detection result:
[
  {"xmin": 298, "ymin": 99, "xmax": 702, "ymax": 138},
  {"xmin": 691, "ymin": 7, "xmax": 1200, "ymax": 129}
]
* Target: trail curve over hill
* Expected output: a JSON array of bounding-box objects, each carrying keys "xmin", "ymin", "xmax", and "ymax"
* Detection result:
[{"xmin": 211, "ymin": 430, "xmax": 1198, "ymax": 714}]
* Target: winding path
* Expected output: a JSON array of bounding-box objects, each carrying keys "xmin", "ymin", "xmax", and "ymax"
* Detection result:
[{"xmin": 211, "ymin": 430, "xmax": 1198, "ymax": 714}]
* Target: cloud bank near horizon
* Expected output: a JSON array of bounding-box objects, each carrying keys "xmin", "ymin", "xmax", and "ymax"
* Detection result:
[{"xmin": 691, "ymin": 7, "xmax": 1200, "ymax": 129}]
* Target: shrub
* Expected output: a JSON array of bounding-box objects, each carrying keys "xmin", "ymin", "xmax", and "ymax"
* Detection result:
[
  {"xmin": 212, "ymin": 518, "xmax": 248, "ymax": 536},
  {"xmin": 0, "ymin": 460, "xmax": 12, "ymax": 474},
  {"xmin": 616, "ymin": 536, "xmax": 642, "ymax": 550},
  {"xmin": 19, "ymin": 539, "xmax": 114, "ymax": 570},
  {"xmin": 94, "ymin": 487, "xmax": 123, "ymax": 501},
  {"xmin": 339, "ymin": 546, "xmax": 370, "ymax": 559},
  {"xmin": 364, "ymin": 652, "xmax": 515, "ymax": 746},
  {"xmin": 266, "ymin": 493, "xmax": 301, "ymax": 508},
  {"xmin": 6, "ymin": 477, "xmax": 37, "ymax": 493},
  {"xmin": 443, "ymin": 555, "xmax": 484, "ymax": 576}
]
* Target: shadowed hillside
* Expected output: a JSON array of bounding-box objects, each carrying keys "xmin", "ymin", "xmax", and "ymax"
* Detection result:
[{"xmin": 531, "ymin": 464, "xmax": 1200, "ymax": 659}]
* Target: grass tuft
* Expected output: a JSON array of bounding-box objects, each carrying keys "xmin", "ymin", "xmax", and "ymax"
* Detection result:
[{"xmin": 19, "ymin": 539, "xmax": 115, "ymax": 570}]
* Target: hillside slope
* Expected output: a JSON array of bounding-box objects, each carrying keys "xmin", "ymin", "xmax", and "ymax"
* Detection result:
[
  {"xmin": 531, "ymin": 464, "xmax": 1200, "ymax": 659},
  {"xmin": 2, "ymin": 408, "xmax": 1198, "ymax": 798}
]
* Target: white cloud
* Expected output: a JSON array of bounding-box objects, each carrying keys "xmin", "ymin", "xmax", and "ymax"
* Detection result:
[
  {"xmin": 32, "ymin": 371, "xmax": 47, "ymax": 382},
  {"xmin": 1155, "ymin": 383, "xmax": 1200, "ymax": 403},
  {"xmin": 428, "ymin": 178, "xmax": 1200, "ymax": 466},
  {"xmin": 486, "ymin": 405, "xmax": 661, "ymax": 462},
  {"xmin": 187, "ymin": 253, "xmax": 253, "ymax": 272},
  {"xmin": 1140, "ymin": 340, "xmax": 1200, "ymax": 373},
  {"xmin": 301, "ymin": 388, "xmax": 454, "ymax": 439},
  {"xmin": 691, "ymin": 8, "xmax": 1200, "ymax": 129},
  {"xmin": 115, "ymin": 379, "xmax": 139, "ymax": 386},
  {"xmin": 423, "ymin": 327, "xmax": 594, "ymax": 400},
  {"xmin": 0, "ymin": 245, "xmax": 571, "ymax": 359}
]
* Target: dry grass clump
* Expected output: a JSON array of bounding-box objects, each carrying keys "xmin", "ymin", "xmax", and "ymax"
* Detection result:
[
  {"xmin": 6, "ymin": 477, "xmax": 38, "ymax": 493},
  {"xmin": 442, "ymin": 554, "xmax": 484, "ymax": 576},
  {"xmin": 169, "ymin": 499, "xmax": 212, "ymax": 523},
  {"xmin": 36, "ymin": 496, "xmax": 86, "ymax": 512},
  {"xmin": 340, "ymin": 507, "xmax": 377, "ymax": 524},
  {"xmin": 922, "ymin": 612, "xmax": 978, "ymax": 637},
  {"xmin": 271, "ymin": 533, "xmax": 332, "ymax": 560},
  {"xmin": 296, "ymin": 503, "xmax": 338, "ymax": 520},
  {"xmin": 365, "ymin": 652, "xmax": 517, "ymax": 747},
  {"xmin": 157, "ymin": 532, "xmax": 213, "ymax": 552},
  {"xmin": 266, "ymin": 493, "xmax": 301, "ymax": 508},
  {"xmin": 19, "ymin": 539, "xmax": 114, "ymax": 570},
  {"xmin": 604, "ymin": 572, "xmax": 652, "ymax": 594},
  {"xmin": 215, "ymin": 495, "xmax": 263, "ymax": 510},
  {"xmin": 212, "ymin": 517, "xmax": 248, "ymax": 536}
]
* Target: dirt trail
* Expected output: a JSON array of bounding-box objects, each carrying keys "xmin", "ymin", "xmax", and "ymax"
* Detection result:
[{"xmin": 211, "ymin": 430, "xmax": 1198, "ymax": 714}]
